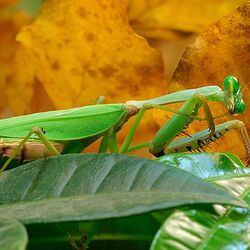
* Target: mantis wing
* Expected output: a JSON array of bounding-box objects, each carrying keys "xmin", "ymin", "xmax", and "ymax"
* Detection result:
[{"xmin": 0, "ymin": 104, "xmax": 128, "ymax": 141}]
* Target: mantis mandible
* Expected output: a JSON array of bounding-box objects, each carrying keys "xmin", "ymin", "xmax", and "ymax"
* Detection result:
[{"xmin": 0, "ymin": 76, "xmax": 249, "ymax": 173}]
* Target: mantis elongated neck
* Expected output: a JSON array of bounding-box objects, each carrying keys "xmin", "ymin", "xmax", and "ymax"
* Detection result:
[{"xmin": 126, "ymin": 86, "xmax": 225, "ymax": 109}]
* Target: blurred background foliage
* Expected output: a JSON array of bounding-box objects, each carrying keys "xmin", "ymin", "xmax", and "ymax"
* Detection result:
[
  {"xmin": 0, "ymin": 0, "xmax": 249, "ymax": 161},
  {"xmin": 9, "ymin": 0, "xmax": 42, "ymax": 15}
]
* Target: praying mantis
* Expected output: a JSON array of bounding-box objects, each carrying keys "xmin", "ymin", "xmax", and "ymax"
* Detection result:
[{"xmin": 0, "ymin": 75, "xmax": 249, "ymax": 173}]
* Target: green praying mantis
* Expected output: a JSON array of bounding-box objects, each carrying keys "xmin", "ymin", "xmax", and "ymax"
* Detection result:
[{"xmin": 0, "ymin": 75, "xmax": 249, "ymax": 173}]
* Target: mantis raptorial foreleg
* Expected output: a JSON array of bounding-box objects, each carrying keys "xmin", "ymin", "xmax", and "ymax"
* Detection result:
[
  {"xmin": 148, "ymin": 98, "xmax": 250, "ymax": 165},
  {"xmin": 164, "ymin": 120, "xmax": 250, "ymax": 163},
  {"xmin": 0, "ymin": 127, "xmax": 60, "ymax": 173},
  {"xmin": 149, "ymin": 94, "xmax": 216, "ymax": 156}
]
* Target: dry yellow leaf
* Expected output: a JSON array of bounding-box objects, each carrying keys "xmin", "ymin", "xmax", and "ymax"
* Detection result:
[
  {"xmin": 7, "ymin": 0, "xmax": 166, "ymax": 115},
  {"xmin": 5, "ymin": 0, "xmax": 166, "ymax": 156},
  {"xmin": 167, "ymin": 1, "xmax": 250, "ymax": 164},
  {"xmin": 127, "ymin": 0, "xmax": 246, "ymax": 40},
  {"xmin": 0, "ymin": 10, "xmax": 31, "ymax": 115}
]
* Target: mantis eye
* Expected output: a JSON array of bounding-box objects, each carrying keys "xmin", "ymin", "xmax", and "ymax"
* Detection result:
[
  {"xmin": 234, "ymin": 99, "xmax": 246, "ymax": 113},
  {"xmin": 223, "ymin": 75, "xmax": 240, "ymax": 94},
  {"xmin": 223, "ymin": 75, "xmax": 245, "ymax": 114}
]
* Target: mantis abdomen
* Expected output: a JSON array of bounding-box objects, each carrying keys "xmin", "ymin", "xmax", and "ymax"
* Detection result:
[{"xmin": 0, "ymin": 139, "xmax": 64, "ymax": 162}]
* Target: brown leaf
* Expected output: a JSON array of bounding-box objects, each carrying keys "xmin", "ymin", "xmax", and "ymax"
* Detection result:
[{"xmin": 169, "ymin": 1, "xmax": 250, "ymax": 164}]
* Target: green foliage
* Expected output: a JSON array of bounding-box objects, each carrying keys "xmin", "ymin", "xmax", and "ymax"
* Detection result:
[
  {"xmin": 0, "ymin": 153, "xmax": 243, "ymax": 224},
  {"xmin": 151, "ymin": 154, "xmax": 250, "ymax": 250},
  {"xmin": 158, "ymin": 152, "xmax": 249, "ymax": 178},
  {"xmin": 0, "ymin": 153, "xmax": 249, "ymax": 249},
  {"xmin": 0, "ymin": 219, "xmax": 28, "ymax": 250}
]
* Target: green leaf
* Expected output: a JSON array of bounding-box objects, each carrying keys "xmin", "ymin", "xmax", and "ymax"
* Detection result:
[
  {"xmin": 158, "ymin": 152, "xmax": 249, "ymax": 178},
  {"xmin": 150, "ymin": 173, "xmax": 250, "ymax": 250},
  {"xmin": 26, "ymin": 216, "xmax": 158, "ymax": 250},
  {"xmin": 0, "ymin": 219, "xmax": 28, "ymax": 250},
  {"xmin": 0, "ymin": 153, "xmax": 245, "ymax": 224}
]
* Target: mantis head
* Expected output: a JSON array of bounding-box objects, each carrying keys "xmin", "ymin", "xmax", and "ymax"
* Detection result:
[{"xmin": 223, "ymin": 76, "xmax": 246, "ymax": 114}]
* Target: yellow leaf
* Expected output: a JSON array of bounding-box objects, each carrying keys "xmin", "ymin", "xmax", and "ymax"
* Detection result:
[
  {"xmin": 0, "ymin": 10, "xmax": 31, "ymax": 115},
  {"xmin": 128, "ymin": 0, "xmax": 246, "ymax": 40},
  {"xmin": 7, "ymin": 0, "xmax": 166, "ymax": 115},
  {"xmin": 168, "ymin": 1, "xmax": 250, "ymax": 163}
]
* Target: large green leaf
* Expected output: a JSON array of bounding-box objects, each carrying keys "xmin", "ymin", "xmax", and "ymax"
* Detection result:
[
  {"xmin": 151, "ymin": 154, "xmax": 250, "ymax": 250},
  {"xmin": 158, "ymin": 152, "xmax": 249, "ymax": 178},
  {"xmin": 0, "ymin": 153, "xmax": 245, "ymax": 224},
  {"xmin": 0, "ymin": 219, "xmax": 28, "ymax": 250}
]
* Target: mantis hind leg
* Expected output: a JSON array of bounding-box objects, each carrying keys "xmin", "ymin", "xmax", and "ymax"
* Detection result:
[{"xmin": 0, "ymin": 127, "xmax": 60, "ymax": 173}]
